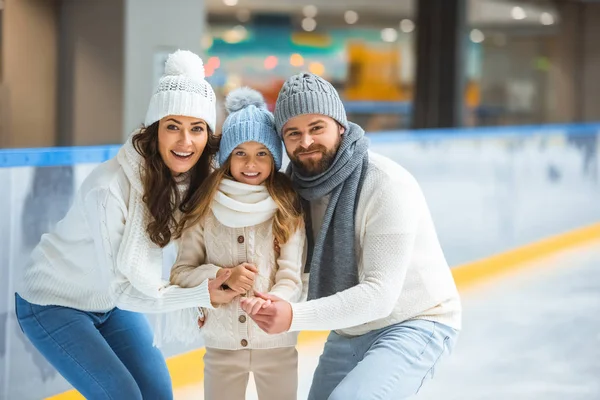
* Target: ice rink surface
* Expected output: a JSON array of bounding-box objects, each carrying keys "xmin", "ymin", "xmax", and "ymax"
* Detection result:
[{"xmin": 174, "ymin": 242, "xmax": 600, "ymax": 400}]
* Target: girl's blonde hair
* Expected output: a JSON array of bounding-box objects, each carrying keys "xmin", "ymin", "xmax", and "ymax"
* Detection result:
[{"xmin": 177, "ymin": 156, "xmax": 304, "ymax": 245}]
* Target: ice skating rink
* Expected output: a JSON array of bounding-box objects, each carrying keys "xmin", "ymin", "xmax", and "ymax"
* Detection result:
[{"xmin": 2, "ymin": 127, "xmax": 598, "ymax": 400}]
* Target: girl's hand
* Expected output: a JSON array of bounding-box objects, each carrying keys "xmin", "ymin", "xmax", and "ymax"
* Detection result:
[
  {"xmin": 225, "ymin": 263, "xmax": 258, "ymax": 294},
  {"xmin": 244, "ymin": 296, "xmax": 273, "ymax": 315}
]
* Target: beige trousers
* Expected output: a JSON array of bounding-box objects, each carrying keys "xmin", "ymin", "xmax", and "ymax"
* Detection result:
[{"xmin": 204, "ymin": 346, "xmax": 298, "ymax": 400}]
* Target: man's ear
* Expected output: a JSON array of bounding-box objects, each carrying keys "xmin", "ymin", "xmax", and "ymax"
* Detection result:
[{"xmin": 339, "ymin": 125, "xmax": 346, "ymax": 135}]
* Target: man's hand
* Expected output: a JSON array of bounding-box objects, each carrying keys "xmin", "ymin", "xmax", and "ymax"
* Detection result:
[
  {"xmin": 241, "ymin": 292, "xmax": 292, "ymax": 334},
  {"xmin": 222, "ymin": 263, "xmax": 258, "ymax": 294},
  {"xmin": 208, "ymin": 269, "xmax": 238, "ymax": 306}
]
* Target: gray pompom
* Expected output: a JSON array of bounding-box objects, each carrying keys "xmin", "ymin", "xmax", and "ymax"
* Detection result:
[{"xmin": 225, "ymin": 87, "xmax": 267, "ymax": 114}]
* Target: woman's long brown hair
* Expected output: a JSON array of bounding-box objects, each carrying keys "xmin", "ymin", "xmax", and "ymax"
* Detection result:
[
  {"xmin": 131, "ymin": 122, "xmax": 219, "ymax": 248},
  {"xmin": 177, "ymin": 157, "xmax": 304, "ymax": 245}
]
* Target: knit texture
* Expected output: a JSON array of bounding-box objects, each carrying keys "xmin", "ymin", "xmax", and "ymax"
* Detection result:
[
  {"xmin": 211, "ymin": 178, "xmax": 278, "ymax": 228},
  {"xmin": 289, "ymin": 152, "xmax": 462, "ymax": 336},
  {"xmin": 288, "ymin": 122, "xmax": 369, "ymax": 300},
  {"xmin": 18, "ymin": 131, "xmax": 214, "ymax": 343},
  {"xmin": 170, "ymin": 210, "xmax": 305, "ymax": 350},
  {"xmin": 145, "ymin": 50, "xmax": 217, "ymax": 132},
  {"xmin": 274, "ymin": 72, "xmax": 348, "ymax": 134},
  {"xmin": 219, "ymin": 87, "xmax": 282, "ymax": 170}
]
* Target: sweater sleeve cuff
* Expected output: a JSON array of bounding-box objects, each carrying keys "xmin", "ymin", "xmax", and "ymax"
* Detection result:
[
  {"xmin": 289, "ymin": 302, "xmax": 318, "ymax": 332},
  {"xmin": 193, "ymin": 279, "xmax": 213, "ymax": 309},
  {"xmin": 163, "ymin": 279, "xmax": 214, "ymax": 310},
  {"xmin": 268, "ymin": 287, "xmax": 297, "ymax": 302},
  {"xmin": 200, "ymin": 264, "xmax": 221, "ymax": 280}
]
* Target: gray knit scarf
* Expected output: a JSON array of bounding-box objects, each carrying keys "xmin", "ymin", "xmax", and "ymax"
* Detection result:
[{"xmin": 288, "ymin": 122, "xmax": 369, "ymax": 300}]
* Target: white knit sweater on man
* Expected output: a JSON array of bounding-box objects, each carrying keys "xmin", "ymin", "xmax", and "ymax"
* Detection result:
[
  {"xmin": 171, "ymin": 178, "xmax": 305, "ymax": 350},
  {"xmin": 289, "ymin": 152, "xmax": 462, "ymax": 336},
  {"xmin": 18, "ymin": 136, "xmax": 212, "ymax": 314}
]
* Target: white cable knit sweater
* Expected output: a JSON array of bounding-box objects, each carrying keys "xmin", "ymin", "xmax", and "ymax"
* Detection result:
[
  {"xmin": 18, "ymin": 134, "xmax": 212, "ymax": 314},
  {"xmin": 289, "ymin": 152, "xmax": 462, "ymax": 336},
  {"xmin": 171, "ymin": 179, "xmax": 305, "ymax": 350}
]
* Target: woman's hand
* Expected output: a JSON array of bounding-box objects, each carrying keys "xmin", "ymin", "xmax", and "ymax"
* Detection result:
[
  {"xmin": 197, "ymin": 309, "xmax": 206, "ymax": 328},
  {"xmin": 208, "ymin": 270, "xmax": 238, "ymax": 306}
]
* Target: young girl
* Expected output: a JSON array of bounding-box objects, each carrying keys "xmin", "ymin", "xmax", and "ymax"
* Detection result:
[{"xmin": 171, "ymin": 87, "xmax": 306, "ymax": 400}]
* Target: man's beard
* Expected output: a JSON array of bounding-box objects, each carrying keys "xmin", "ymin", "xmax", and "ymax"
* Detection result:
[{"xmin": 289, "ymin": 138, "xmax": 341, "ymax": 177}]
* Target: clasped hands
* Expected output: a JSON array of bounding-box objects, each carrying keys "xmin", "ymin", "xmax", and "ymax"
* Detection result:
[{"xmin": 204, "ymin": 262, "xmax": 292, "ymax": 334}]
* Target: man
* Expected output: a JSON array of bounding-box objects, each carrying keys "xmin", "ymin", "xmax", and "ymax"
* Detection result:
[{"xmin": 240, "ymin": 72, "xmax": 462, "ymax": 400}]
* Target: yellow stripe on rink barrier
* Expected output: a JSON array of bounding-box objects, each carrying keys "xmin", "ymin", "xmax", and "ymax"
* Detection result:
[
  {"xmin": 45, "ymin": 391, "xmax": 84, "ymax": 400},
  {"xmin": 451, "ymin": 222, "xmax": 600, "ymax": 290},
  {"xmin": 46, "ymin": 222, "xmax": 600, "ymax": 399}
]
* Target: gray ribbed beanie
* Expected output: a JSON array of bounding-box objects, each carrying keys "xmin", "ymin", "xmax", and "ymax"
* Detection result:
[{"xmin": 274, "ymin": 72, "xmax": 348, "ymax": 135}]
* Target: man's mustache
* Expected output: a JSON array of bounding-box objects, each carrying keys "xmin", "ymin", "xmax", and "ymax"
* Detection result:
[{"xmin": 293, "ymin": 144, "xmax": 327, "ymax": 157}]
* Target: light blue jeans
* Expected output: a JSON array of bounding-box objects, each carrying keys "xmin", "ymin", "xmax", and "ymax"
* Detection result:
[
  {"xmin": 14, "ymin": 293, "xmax": 173, "ymax": 399},
  {"xmin": 308, "ymin": 319, "xmax": 458, "ymax": 400}
]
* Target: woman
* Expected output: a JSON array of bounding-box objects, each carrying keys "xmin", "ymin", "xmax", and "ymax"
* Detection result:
[{"xmin": 14, "ymin": 50, "xmax": 235, "ymax": 399}]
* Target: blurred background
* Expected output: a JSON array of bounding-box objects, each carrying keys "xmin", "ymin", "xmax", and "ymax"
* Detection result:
[
  {"xmin": 2, "ymin": 0, "xmax": 600, "ymax": 147},
  {"xmin": 1, "ymin": 0, "xmax": 599, "ymax": 399}
]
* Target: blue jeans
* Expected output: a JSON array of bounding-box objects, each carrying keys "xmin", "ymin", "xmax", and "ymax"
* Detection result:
[
  {"xmin": 14, "ymin": 293, "xmax": 173, "ymax": 399},
  {"xmin": 308, "ymin": 319, "xmax": 458, "ymax": 400}
]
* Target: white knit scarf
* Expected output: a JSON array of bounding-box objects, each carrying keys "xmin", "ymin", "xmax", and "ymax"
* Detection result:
[{"xmin": 211, "ymin": 178, "xmax": 278, "ymax": 228}]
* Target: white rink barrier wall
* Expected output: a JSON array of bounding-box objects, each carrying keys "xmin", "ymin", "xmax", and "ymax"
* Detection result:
[{"xmin": 1, "ymin": 123, "xmax": 599, "ymax": 399}]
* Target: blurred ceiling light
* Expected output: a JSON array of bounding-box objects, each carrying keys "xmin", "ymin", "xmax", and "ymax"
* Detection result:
[
  {"xmin": 207, "ymin": 56, "xmax": 221, "ymax": 69},
  {"xmin": 303, "ymin": 5, "xmax": 318, "ymax": 18},
  {"xmin": 344, "ymin": 10, "xmax": 359, "ymax": 25},
  {"xmin": 236, "ymin": 9, "xmax": 251, "ymax": 22},
  {"xmin": 302, "ymin": 17, "xmax": 317, "ymax": 32},
  {"xmin": 225, "ymin": 74, "xmax": 242, "ymax": 92},
  {"xmin": 290, "ymin": 53, "xmax": 305, "ymax": 67},
  {"xmin": 470, "ymin": 29, "xmax": 484, "ymax": 43},
  {"xmin": 381, "ymin": 28, "xmax": 398, "ymax": 43},
  {"xmin": 202, "ymin": 34, "xmax": 214, "ymax": 50},
  {"xmin": 400, "ymin": 19, "xmax": 415, "ymax": 33},
  {"xmin": 309, "ymin": 62, "xmax": 325, "ymax": 76},
  {"xmin": 511, "ymin": 6, "xmax": 526, "ymax": 20},
  {"xmin": 223, "ymin": 25, "xmax": 247, "ymax": 44},
  {"xmin": 223, "ymin": 0, "xmax": 238, "ymax": 6},
  {"xmin": 205, "ymin": 58, "xmax": 218, "ymax": 77},
  {"xmin": 540, "ymin": 12, "xmax": 554, "ymax": 25},
  {"xmin": 264, "ymin": 56, "xmax": 278, "ymax": 70}
]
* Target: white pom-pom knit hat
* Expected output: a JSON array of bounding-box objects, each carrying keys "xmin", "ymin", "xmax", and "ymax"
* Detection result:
[{"xmin": 144, "ymin": 50, "xmax": 217, "ymax": 133}]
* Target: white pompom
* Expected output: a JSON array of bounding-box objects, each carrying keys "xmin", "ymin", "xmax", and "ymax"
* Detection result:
[
  {"xmin": 225, "ymin": 87, "xmax": 267, "ymax": 114},
  {"xmin": 164, "ymin": 50, "xmax": 205, "ymax": 81}
]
